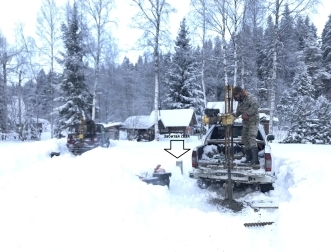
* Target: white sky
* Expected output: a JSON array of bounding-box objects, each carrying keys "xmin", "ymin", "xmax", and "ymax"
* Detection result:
[
  {"xmin": 0, "ymin": 130, "xmax": 331, "ymax": 251},
  {"xmin": 0, "ymin": 0, "xmax": 329, "ymax": 62},
  {"xmin": 0, "ymin": 0, "xmax": 191, "ymax": 62}
]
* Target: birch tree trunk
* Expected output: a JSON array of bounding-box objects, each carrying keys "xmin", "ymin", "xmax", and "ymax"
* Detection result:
[
  {"xmin": 2, "ymin": 53, "xmax": 8, "ymax": 133},
  {"xmin": 0, "ymin": 49, "xmax": 18, "ymax": 133},
  {"xmin": 201, "ymin": 5, "xmax": 207, "ymax": 108},
  {"xmin": 154, "ymin": 40, "xmax": 160, "ymax": 141},
  {"xmin": 36, "ymin": 0, "xmax": 61, "ymax": 138},
  {"xmin": 269, "ymin": 1, "xmax": 280, "ymax": 134},
  {"xmin": 18, "ymin": 70, "xmax": 23, "ymax": 140},
  {"xmin": 153, "ymin": 2, "xmax": 161, "ymax": 142},
  {"xmin": 241, "ymin": 4, "xmax": 246, "ymax": 89},
  {"xmin": 83, "ymin": 0, "xmax": 115, "ymax": 121},
  {"xmin": 231, "ymin": 0, "xmax": 239, "ymax": 89},
  {"xmin": 131, "ymin": 0, "xmax": 175, "ymax": 141},
  {"xmin": 191, "ymin": 0, "xmax": 208, "ymax": 108}
]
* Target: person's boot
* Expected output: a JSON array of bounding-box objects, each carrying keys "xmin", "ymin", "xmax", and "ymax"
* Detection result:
[
  {"xmin": 250, "ymin": 146, "xmax": 260, "ymax": 165},
  {"xmin": 241, "ymin": 148, "xmax": 252, "ymax": 163}
]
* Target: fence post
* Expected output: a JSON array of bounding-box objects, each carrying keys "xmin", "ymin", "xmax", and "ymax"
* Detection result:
[{"xmin": 176, "ymin": 160, "xmax": 183, "ymax": 175}]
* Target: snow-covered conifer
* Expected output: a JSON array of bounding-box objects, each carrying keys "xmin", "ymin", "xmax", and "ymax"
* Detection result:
[
  {"xmin": 280, "ymin": 65, "xmax": 315, "ymax": 143},
  {"xmin": 302, "ymin": 24, "xmax": 331, "ymax": 98},
  {"xmin": 321, "ymin": 14, "xmax": 331, "ymax": 97},
  {"xmin": 55, "ymin": 2, "xmax": 92, "ymax": 133},
  {"xmin": 163, "ymin": 18, "xmax": 204, "ymax": 115}
]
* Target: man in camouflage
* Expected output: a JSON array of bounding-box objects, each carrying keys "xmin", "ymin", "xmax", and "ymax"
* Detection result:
[{"xmin": 233, "ymin": 86, "xmax": 260, "ymax": 164}]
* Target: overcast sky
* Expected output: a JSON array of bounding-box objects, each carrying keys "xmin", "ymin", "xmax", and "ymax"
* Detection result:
[
  {"xmin": 0, "ymin": 0, "xmax": 190, "ymax": 62},
  {"xmin": 0, "ymin": 0, "xmax": 329, "ymax": 62}
]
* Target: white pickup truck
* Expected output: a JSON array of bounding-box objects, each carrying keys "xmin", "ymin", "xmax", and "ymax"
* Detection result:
[{"xmin": 189, "ymin": 121, "xmax": 275, "ymax": 193}]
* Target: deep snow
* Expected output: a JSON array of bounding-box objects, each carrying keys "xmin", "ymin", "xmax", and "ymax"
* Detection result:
[{"xmin": 0, "ymin": 133, "xmax": 330, "ymax": 252}]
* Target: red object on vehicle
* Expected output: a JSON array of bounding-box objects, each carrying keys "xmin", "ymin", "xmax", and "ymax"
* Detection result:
[
  {"xmin": 265, "ymin": 153, "xmax": 272, "ymax": 171},
  {"xmin": 67, "ymin": 137, "xmax": 75, "ymax": 144},
  {"xmin": 154, "ymin": 164, "xmax": 166, "ymax": 173}
]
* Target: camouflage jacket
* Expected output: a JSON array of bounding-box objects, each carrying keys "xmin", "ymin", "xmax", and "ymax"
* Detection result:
[{"xmin": 235, "ymin": 91, "xmax": 259, "ymax": 123}]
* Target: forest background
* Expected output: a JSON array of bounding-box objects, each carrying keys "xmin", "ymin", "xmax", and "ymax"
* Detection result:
[{"xmin": 1, "ymin": 0, "xmax": 331, "ymax": 144}]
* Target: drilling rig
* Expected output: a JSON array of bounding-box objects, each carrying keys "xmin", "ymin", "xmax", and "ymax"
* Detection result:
[
  {"xmin": 203, "ymin": 85, "xmax": 243, "ymax": 210},
  {"xmin": 199, "ymin": 85, "xmax": 278, "ymax": 223}
]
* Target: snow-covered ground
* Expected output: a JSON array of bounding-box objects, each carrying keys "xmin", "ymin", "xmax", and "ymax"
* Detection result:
[{"xmin": 0, "ymin": 133, "xmax": 330, "ymax": 252}]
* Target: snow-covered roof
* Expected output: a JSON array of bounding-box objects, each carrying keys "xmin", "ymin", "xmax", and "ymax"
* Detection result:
[
  {"xmin": 122, "ymin": 115, "xmax": 154, "ymax": 129},
  {"xmin": 103, "ymin": 122, "xmax": 124, "ymax": 128},
  {"xmin": 123, "ymin": 109, "xmax": 197, "ymax": 129},
  {"xmin": 123, "ymin": 109, "xmax": 195, "ymax": 129},
  {"xmin": 151, "ymin": 109, "xmax": 196, "ymax": 127}
]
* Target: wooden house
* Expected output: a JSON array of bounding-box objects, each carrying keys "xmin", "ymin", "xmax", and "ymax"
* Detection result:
[
  {"xmin": 121, "ymin": 109, "xmax": 198, "ymax": 141},
  {"xmin": 103, "ymin": 122, "xmax": 124, "ymax": 140},
  {"xmin": 121, "ymin": 115, "xmax": 155, "ymax": 141},
  {"xmin": 155, "ymin": 109, "xmax": 198, "ymax": 135}
]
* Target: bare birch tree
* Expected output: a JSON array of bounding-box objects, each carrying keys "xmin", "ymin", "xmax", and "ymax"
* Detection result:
[
  {"xmin": 131, "ymin": 0, "xmax": 176, "ymax": 141},
  {"xmin": 82, "ymin": 0, "xmax": 116, "ymax": 121},
  {"xmin": 204, "ymin": 0, "xmax": 229, "ymax": 96},
  {"xmin": 243, "ymin": 0, "xmax": 265, "ymax": 90},
  {"xmin": 190, "ymin": 0, "xmax": 211, "ymax": 108},
  {"xmin": 0, "ymin": 33, "xmax": 21, "ymax": 134},
  {"xmin": 224, "ymin": 0, "xmax": 245, "ymax": 89},
  {"xmin": 36, "ymin": 0, "xmax": 62, "ymax": 138},
  {"xmin": 0, "ymin": 35, "xmax": 11, "ymax": 134},
  {"xmin": 15, "ymin": 24, "xmax": 43, "ymax": 127}
]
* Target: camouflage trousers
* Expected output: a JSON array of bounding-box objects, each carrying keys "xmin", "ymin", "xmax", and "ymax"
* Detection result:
[{"xmin": 242, "ymin": 121, "xmax": 258, "ymax": 149}]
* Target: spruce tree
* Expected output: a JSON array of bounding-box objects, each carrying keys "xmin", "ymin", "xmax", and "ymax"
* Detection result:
[
  {"xmin": 314, "ymin": 96, "xmax": 331, "ymax": 144},
  {"xmin": 163, "ymin": 18, "xmax": 204, "ymax": 115},
  {"xmin": 276, "ymin": 88, "xmax": 294, "ymax": 129},
  {"xmin": 35, "ymin": 69, "xmax": 49, "ymax": 121},
  {"xmin": 256, "ymin": 16, "xmax": 274, "ymax": 108},
  {"xmin": 159, "ymin": 52, "xmax": 172, "ymax": 106},
  {"xmin": 55, "ymin": 2, "xmax": 92, "ymax": 133},
  {"xmin": 295, "ymin": 16, "xmax": 309, "ymax": 51},
  {"xmin": 322, "ymin": 14, "xmax": 331, "ymax": 69},
  {"xmin": 321, "ymin": 14, "xmax": 331, "ymax": 97},
  {"xmin": 293, "ymin": 66, "xmax": 314, "ymax": 97},
  {"xmin": 280, "ymin": 60, "xmax": 331, "ymax": 144},
  {"xmin": 118, "ymin": 57, "xmax": 140, "ymax": 119},
  {"xmin": 19, "ymin": 80, "xmax": 39, "ymax": 140},
  {"xmin": 281, "ymin": 65, "xmax": 315, "ymax": 143},
  {"xmin": 303, "ymin": 26, "xmax": 331, "ymax": 98},
  {"xmin": 204, "ymin": 37, "xmax": 223, "ymax": 101},
  {"xmin": 282, "ymin": 95, "xmax": 331, "ymax": 144},
  {"xmin": 278, "ymin": 5, "xmax": 298, "ymax": 87}
]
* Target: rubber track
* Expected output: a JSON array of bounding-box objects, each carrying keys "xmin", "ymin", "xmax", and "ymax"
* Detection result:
[{"xmin": 244, "ymin": 222, "xmax": 274, "ymax": 227}]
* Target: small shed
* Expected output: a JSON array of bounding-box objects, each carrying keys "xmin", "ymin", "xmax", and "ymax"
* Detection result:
[
  {"xmin": 122, "ymin": 115, "xmax": 155, "ymax": 141},
  {"xmin": 104, "ymin": 122, "xmax": 124, "ymax": 140},
  {"xmin": 153, "ymin": 109, "xmax": 198, "ymax": 135}
]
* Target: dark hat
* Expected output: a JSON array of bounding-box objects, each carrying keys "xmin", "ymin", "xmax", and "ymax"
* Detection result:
[{"xmin": 233, "ymin": 86, "xmax": 243, "ymax": 95}]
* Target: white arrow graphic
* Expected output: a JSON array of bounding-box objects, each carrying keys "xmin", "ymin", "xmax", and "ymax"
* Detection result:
[{"xmin": 164, "ymin": 140, "xmax": 190, "ymax": 159}]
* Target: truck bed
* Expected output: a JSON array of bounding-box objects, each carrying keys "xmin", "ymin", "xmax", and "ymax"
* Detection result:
[{"xmin": 190, "ymin": 124, "xmax": 275, "ymax": 186}]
